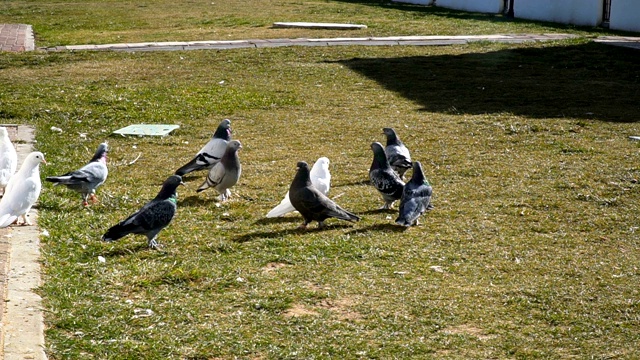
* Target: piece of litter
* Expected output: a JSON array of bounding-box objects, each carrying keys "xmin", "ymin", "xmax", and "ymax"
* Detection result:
[
  {"xmin": 112, "ymin": 124, "xmax": 179, "ymax": 137},
  {"xmin": 98, "ymin": 256, "xmax": 106, "ymax": 263},
  {"xmin": 629, "ymin": 136, "xmax": 640, "ymax": 141},
  {"xmin": 51, "ymin": 126, "xmax": 63, "ymax": 133},
  {"xmin": 430, "ymin": 266, "xmax": 444, "ymax": 273},
  {"xmin": 236, "ymin": 277, "xmax": 245, "ymax": 282},
  {"xmin": 41, "ymin": 229, "xmax": 49, "ymax": 237}
]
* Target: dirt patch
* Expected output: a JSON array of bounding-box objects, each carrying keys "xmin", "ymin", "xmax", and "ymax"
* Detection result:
[
  {"xmin": 317, "ymin": 297, "xmax": 362, "ymax": 321},
  {"xmin": 441, "ymin": 325, "xmax": 496, "ymax": 341},
  {"xmin": 283, "ymin": 304, "xmax": 319, "ymax": 318},
  {"xmin": 262, "ymin": 262, "xmax": 288, "ymax": 273}
]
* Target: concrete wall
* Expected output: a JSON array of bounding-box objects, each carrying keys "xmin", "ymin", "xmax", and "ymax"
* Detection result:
[
  {"xmin": 435, "ymin": 0, "xmax": 504, "ymax": 13},
  {"xmin": 609, "ymin": 0, "xmax": 640, "ymax": 32},
  {"xmin": 513, "ymin": 0, "xmax": 604, "ymax": 27}
]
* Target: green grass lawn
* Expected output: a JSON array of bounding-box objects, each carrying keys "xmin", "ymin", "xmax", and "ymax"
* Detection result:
[{"xmin": 2, "ymin": 1, "xmax": 640, "ymax": 359}]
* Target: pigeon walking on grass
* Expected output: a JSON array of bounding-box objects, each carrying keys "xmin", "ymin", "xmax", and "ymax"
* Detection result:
[
  {"xmin": 175, "ymin": 119, "xmax": 232, "ymax": 176},
  {"xmin": 0, "ymin": 127, "xmax": 17, "ymax": 196},
  {"xmin": 0, "ymin": 152, "xmax": 46, "ymax": 228},
  {"xmin": 396, "ymin": 161, "xmax": 433, "ymax": 227},
  {"xmin": 102, "ymin": 175, "xmax": 183, "ymax": 249},
  {"xmin": 266, "ymin": 156, "xmax": 331, "ymax": 218},
  {"xmin": 369, "ymin": 142, "xmax": 405, "ymax": 210},
  {"xmin": 196, "ymin": 140, "xmax": 242, "ymax": 201},
  {"xmin": 383, "ymin": 127, "xmax": 412, "ymax": 179},
  {"xmin": 289, "ymin": 161, "xmax": 360, "ymax": 229},
  {"xmin": 45, "ymin": 142, "xmax": 109, "ymax": 206}
]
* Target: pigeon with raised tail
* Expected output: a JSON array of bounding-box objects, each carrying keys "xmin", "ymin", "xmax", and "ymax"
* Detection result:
[
  {"xmin": 396, "ymin": 161, "xmax": 433, "ymax": 227},
  {"xmin": 369, "ymin": 142, "xmax": 405, "ymax": 210},
  {"xmin": 289, "ymin": 161, "xmax": 360, "ymax": 229},
  {"xmin": 46, "ymin": 142, "xmax": 109, "ymax": 206},
  {"xmin": 175, "ymin": 119, "xmax": 232, "ymax": 176},
  {"xmin": 102, "ymin": 175, "xmax": 183, "ymax": 249},
  {"xmin": 0, "ymin": 152, "xmax": 46, "ymax": 228},
  {"xmin": 266, "ymin": 156, "xmax": 331, "ymax": 218}
]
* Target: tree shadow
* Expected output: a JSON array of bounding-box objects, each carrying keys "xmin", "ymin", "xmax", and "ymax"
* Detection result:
[{"xmin": 333, "ymin": 42, "xmax": 640, "ymax": 122}]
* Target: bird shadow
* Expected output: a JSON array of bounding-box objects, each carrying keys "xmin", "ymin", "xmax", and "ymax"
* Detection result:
[
  {"xmin": 179, "ymin": 195, "xmax": 217, "ymax": 207},
  {"xmin": 232, "ymin": 223, "xmax": 356, "ymax": 243},
  {"xmin": 360, "ymin": 208, "xmax": 398, "ymax": 215},
  {"xmin": 99, "ymin": 242, "xmax": 160, "ymax": 257},
  {"xmin": 346, "ymin": 223, "xmax": 407, "ymax": 234},
  {"xmin": 253, "ymin": 216, "xmax": 300, "ymax": 225}
]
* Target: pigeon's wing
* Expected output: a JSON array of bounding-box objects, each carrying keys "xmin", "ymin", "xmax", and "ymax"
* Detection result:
[
  {"xmin": 387, "ymin": 154, "xmax": 412, "ymax": 170},
  {"xmin": 370, "ymin": 169, "xmax": 404, "ymax": 195},
  {"xmin": 0, "ymin": 176, "xmax": 40, "ymax": 227},
  {"xmin": 297, "ymin": 187, "xmax": 358, "ymax": 222},
  {"xmin": 48, "ymin": 162, "xmax": 107, "ymax": 186},
  {"xmin": 103, "ymin": 200, "xmax": 176, "ymax": 241},
  {"xmin": 266, "ymin": 191, "xmax": 296, "ymax": 218},
  {"xmin": 175, "ymin": 138, "xmax": 228, "ymax": 175},
  {"xmin": 205, "ymin": 162, "xmax": 227, "ymax": 187},
  {"xmin": 397, "ymin": 184, "xmax": 432, "ymax": 225}
]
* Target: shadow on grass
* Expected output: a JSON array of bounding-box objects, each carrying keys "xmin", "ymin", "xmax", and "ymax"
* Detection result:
[
  {"xmin": 254, "ymin": 216, "xmax": 300, "ymax": 225},
  {"xmin": 99, "ymin": 241, "xmax": 155, "ymax": 257},
  {"xmin": 347, "ymin": 222, "xmax": 407, "ymax": 234},
  {"xmin": 232, "ymin": 223, "xmax": 356, "ymax": 243},
  {"xmin": 360, "ymin": 208, "xmax": 397, "ymax": 215},
  {"xmin": 333, "ymin": 42, "xmax": 640, "ymax": 122}
]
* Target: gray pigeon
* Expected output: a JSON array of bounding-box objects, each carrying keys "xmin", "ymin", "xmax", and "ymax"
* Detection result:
[
  {"xmin": 383, "ymin": 127, "xmax": 412, "ymax": 179},
  {"xmin": 369, "ymin": 142, "xmax": 405, "ymax": 209},
  {"xmin": 46, "ymin": 142, "xmax": 109, "ymax": 206},
  {"xmin": 396, "ymin": 161, "xmax": 433, "ymax": 227},
  {"xmin": 102, "ymin": 175, "xmax": 183, "ymax": 249},
  {"xmin": 196, "ymin": 140, "xmax": 242, "ymax": 201},
  {"xmin": 175, "ymin": 119, "xmax": 232, "ymax": 176},
  {"xmin": 289, "ymin": 161, "xmax": 360, "ymax": 229}
]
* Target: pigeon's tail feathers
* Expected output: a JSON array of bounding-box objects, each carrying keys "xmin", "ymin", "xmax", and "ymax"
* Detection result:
[
  {"xmin": 266, "ymin": 194, "xmax": 295, "ymax": 218},
  {"xmin": 0, "ymin": 213, "xmax": 17, "ymax": 228},
  {"xmin": 45, "ymin": 175, "xmax": 79, "ymax": 185},
  {"xmin": 175, "ymin": 158, "xmax": 202, "ymax": 176},
  {"xmin": 196, "ymin": 181, "xmax": 210, "ymax": 193},
  {"xmin": 102, "ymin": 222, "xmax": 138, "ymax": 242},
  {"xmin": 331, "ymin": 207, "xmax": 361, "ymax": 223},
  {"xmin": 395, "ymin": 216, "xmax": 412, "ymax": 227}
]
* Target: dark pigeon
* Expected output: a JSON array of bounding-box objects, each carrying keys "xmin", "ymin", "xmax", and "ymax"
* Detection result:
[
  {"xmin": 383, "ymin": 127, "xmax": 412, "ymax": 179},
  {"xmin": 369, "ymin": 142, "xmax": 405, "ymax": 209},
  {"xmin": 102, "ymin": 175, "xmax": 183, "ymax": 249},
  {"xmin": 196, "ymin": 140, "xmax": 242, "ymax": 201},
  {"xmin": 289, "ymin": 161, "xmax": 360, "ymax": 229},
  {"xmin": 396, "ymin": 161, "xmax": 433, "ymax": 227},
  {"xmin": 175, "ymin": 119, "xmax": 232, "ymax": 176},
  {"xmin": 45, "ymin": 142, "xmax": 109, "ymax": 206}
]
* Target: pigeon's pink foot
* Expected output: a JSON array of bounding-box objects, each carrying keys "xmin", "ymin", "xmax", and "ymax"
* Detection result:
[
  {"xmin": 90, "ymin": 194, "xmax": 99, "ymax": 204},
  {"xmin": 298, "ymin": 223, "xmax": 308, "ymax": 230}
]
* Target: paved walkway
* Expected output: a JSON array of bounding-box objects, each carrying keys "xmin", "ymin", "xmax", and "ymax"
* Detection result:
[{"xmin": 0, "ymin": 24, "xmax": 34, "ymax": 52}]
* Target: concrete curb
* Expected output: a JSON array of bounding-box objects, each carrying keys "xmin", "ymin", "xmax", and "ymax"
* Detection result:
[
  {"xmin": 42, "ymin": 33, "xmax": 581, "ymax": 52},
  {"xmin": 0, "ymin": 126, "xmax": 46, "ymax": 360}
]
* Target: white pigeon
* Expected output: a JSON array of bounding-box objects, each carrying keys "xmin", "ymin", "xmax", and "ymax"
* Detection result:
[
  {"xmin": 0, "ymin": 127, "xmax": 17, "ymax": 196},
  {"xmin": 266, "ymin": 156, "xmax": 331, "ymax": 218},
  {"xmin": 0, "ymin": 151, "xmax": 46, "ymax": 228}
]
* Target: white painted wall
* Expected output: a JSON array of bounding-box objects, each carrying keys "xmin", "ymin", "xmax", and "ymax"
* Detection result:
[
  {"xmin": 609, "ymin": 0, "xmax": 640, "ymax": 32},
  {"xmin": 514, "ymin": 0, "xmax": 604, "ymax": 27},
  {"xmin": 435, "ymin": 0, "xmax": 504, "ymax": 13}
]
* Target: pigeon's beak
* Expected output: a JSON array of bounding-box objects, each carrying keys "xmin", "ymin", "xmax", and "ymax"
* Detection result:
[{"xmin": 180, "ymin": 181, "xmax": 185, "ymax": 186}]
